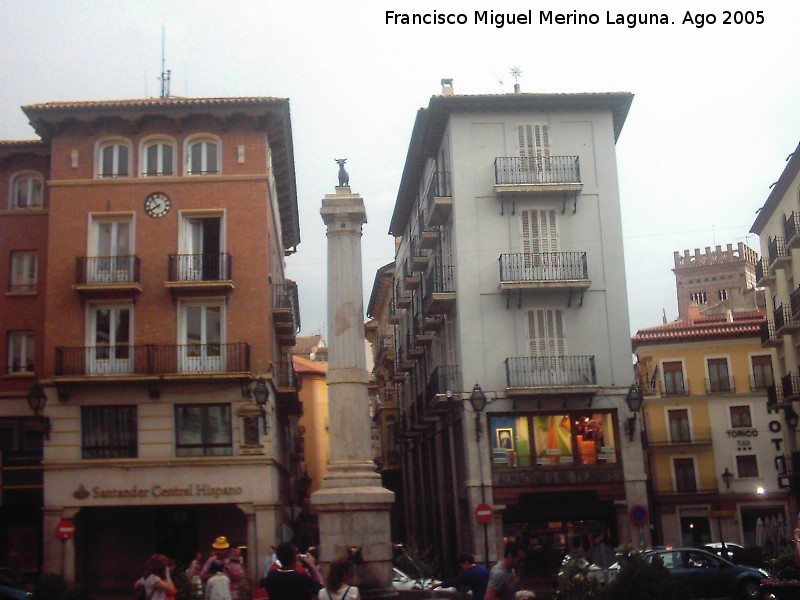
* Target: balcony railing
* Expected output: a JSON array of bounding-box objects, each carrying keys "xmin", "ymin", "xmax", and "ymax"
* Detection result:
[
  {"xmin": 756, "ymin": 258, "xmax": 771, "ymax": 284},
  {"xmin": 274, "ymin": 355, "xmax": 298, "ymax": 389},
  {"xmin": 761, "ymin": 320, "xmax": 778, "ymax": 345},
  {"xmin": 273, "ymin": 282, "xmax": 301, "ymax": 332},
  {"xmin": 774, "ymin": 305, "xmax": 795, "ymax": 333},
  {"xmin": 426, "ymin": 365, "xmax": 460, "ymax": 401},
  {"xmin": 425, "ymin": 170, "xmax": 452, "ymax": 227},
  {"xmin": 505, "ymin": 356, "xmax": 597, "ymax": 388},
  {"xmin": 785, "ymin": 212, "xmax": 800, "ymax": 247},
  {"xmin": 499, "ymin": 252, "xmax": 588, "ymax": 286},
  {"xmin": 750, "ymin": 374, "xmax": 775, "ymax": 392},
  {"xmin": 791, "ymin": 287, "xmax": 800, "ymax": 317},
  {"xmin": 644, "ymin": 427, "xmax": 713, "ymax": 447},
  {"xmin": 652, "ymin": 477, "xmax": 719, "ymax": 495},
  {"xmin": 168, "ymin": 253, "xmax": 232, "ymax": 282},
  {"xmin": 705, "ymin": 376, "xmax": 735, "ymax": 394},
  {"xmin": 782, "ymin": 372, "xmax": 800, "ymax": 401},
  {"xmin": 423, "ymin": 259, "xmax": 456, "ymax": 315},
  {"xmin": 662, "ymin": 378, "xmax": 690, "ymax": 396},
  {"xmin": 495, "ymin": 156, "xmax": 581, "ymax": 186},
  {"xmin": 55, "ymin": 342, "xmax": 250, "ymax": 376},
  {"xmin": 76, "ymin": 255, "xmax": 140, "ymax": 285},
  {"xmin": 768, "ymin": 236, "xmax": 788, "ymax": 265}
]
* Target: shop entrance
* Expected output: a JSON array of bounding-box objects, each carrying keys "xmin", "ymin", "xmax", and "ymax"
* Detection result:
[
  {"xmin": 75, "ymin": 504, "xmax": 246, "ymax": 597},
  {"xmin": 503, "ymin": 491, "xmax": 617, "ymax": 580}
]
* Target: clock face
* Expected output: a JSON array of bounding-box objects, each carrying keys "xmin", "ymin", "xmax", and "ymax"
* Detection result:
[{"xmin": 144, "ymin": 192, "xmax": 171, "ymax": 218}]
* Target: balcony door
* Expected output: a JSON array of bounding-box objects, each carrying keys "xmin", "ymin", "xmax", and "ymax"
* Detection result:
[
  {"xmin": 517, "ymin": 123, "xmax": 552, "ymax": 182},
  {"xmin": 673, "ymin": 457, "xmax": 698, "ymax": 493},
  {"xmin": 521, "ymin": 209, "xmax": 560, "ymax": 277},
  {"xmin": 527, "ymin": 308, "xmax": 566, "ymax": 386},
  {"xmin": 668, "ymin": 408, "xmax": 692, "ymax": 442},
  {"xmin": 181, "ymin": 216, "xmax": 222, "ymax": 281},
  {"xmin": 88, "ymin": 306, "xmax": 132, "ymax": 374},
  {"xmin": 180, "ymin": 303, "xmax": 223, "ymax": 372},
  {"xmin": 90, "ymin": 218, "xmax": 132, "ymax": 283}
]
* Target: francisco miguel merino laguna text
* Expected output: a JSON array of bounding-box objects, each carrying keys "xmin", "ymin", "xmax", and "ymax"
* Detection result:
[{"xmin": 385, "ymin": 10, "xmax": 673, "ymax": 28}]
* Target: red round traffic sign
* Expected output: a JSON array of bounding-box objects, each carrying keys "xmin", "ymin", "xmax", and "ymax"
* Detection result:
[
  {"xmin": 629, "ymin": 504, "xmax": 649, "ymax": 526},
  {"xmin": 56, "ymin": 518, "xmax": 75, "ymax": 540},
  {"xmin": 475, "ymin": 503, "xmax": 493, "ymax": 523}
]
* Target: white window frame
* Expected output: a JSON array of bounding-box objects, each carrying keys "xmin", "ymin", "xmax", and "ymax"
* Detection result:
[
  {"xmin": 748, "ymin": 352, "xmax": 775, "ymax": 390},
  {"xmin": 8, "ymin": 171, "xmax": 44, "ymax": 210},
  {"xmin": 7, "ymin": 331, "xmax": 34, "ymax": 374},
  {"xmin": 664, "ymin": 405, "xmax": 693, "ymax": 442},
  {"xmin": 87, "ymin": 214, "xmax": 135, "ymax": 283},
  {"xmin": 735, "ymin": 453, "xmax": 760, "ymax": 479},
  {"xmin": 9, "ymin": 251, "xmax": 38, "ymax": 293},
  {"xmin": 728, "ymin": 403, "xmax": 753, "ymax": 429},
  {"xmin": 85, "ymin": 303, "xmax": 134, "ymax": 374},
  {"xmin": 660, "ymin": 357, "xmax": 688, "ymax": 395},
  {"xmin": 704, "ymin": 354, "xmax": 732, "ymax": 393},
  {"xmin": 177, "ymin": 299, "xmax": 226, "ymax": 372},
  {"xmin": 95, "ymin": 137, "xmax": 132, "ymax": 179},
  {"xmin": 184, "ymin": 134, "xmax": 222, "ymax": 176},
  {"xmin": 140, "ymin": 135, "xmax": 177, "ymax": 177}
]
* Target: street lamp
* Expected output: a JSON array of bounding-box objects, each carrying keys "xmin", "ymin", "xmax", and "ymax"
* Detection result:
[
  {"xmin": 27, "ymin": 384, "xmax": 51, "ymax": 440},
  {"xmin": 785, "ymin": 407, "xmax": 799, "ymax": 430},
  {"xmin": 721, "ymin": 467, "xmax": 734, "ymax": 490},
  {"xmin": 252, "ymin": 379, "xmax": 271, "ymax": 434},
  {"xmin": 468, "ymin": 383, "xmax": 490, "ymax": 568},
  {"xmin": 624, "ymin": 384, "xmax": 644, "ymax": 441}
]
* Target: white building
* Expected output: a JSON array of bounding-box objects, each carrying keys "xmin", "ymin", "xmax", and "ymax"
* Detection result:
[{"xmin": 382, "ymin": 81, "xmax": 646, "ymax": 576}]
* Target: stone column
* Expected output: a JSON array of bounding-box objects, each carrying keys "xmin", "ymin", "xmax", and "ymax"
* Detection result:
[{"xmin": 312, "ymin": 185, "xmax": 396, "ymax": 598}]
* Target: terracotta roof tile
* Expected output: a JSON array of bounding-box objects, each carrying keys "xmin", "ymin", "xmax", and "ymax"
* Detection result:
[
  {"xmin": 293, "ymin": 355, "xmax": 327, "ymax": 374},
  {"xmin": 22, "ymin": 96, "xmax": 288, "ymax": 112},
  {"xmin": 631, "ymin": 309, "xmax": 766, "ymax": 348}
]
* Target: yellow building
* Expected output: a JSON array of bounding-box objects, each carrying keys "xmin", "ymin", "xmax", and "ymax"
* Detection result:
[{"xmin": 632, "ymin": 305, "xmax": 794, "ymax": 550}]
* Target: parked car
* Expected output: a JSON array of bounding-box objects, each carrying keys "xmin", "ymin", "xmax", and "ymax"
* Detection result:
[
  {"xmin": 703, "ymin": 542, "xmax": 746, "ymax": 564},
  {"xmin": 0, "ymin": 585, "xmax": 32, "ymax": 600},
  {"xmin": 642, "ymin": 547, "xmax": 768, "ymax": 600}
]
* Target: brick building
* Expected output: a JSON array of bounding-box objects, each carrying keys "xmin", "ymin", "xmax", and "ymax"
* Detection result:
[{"xmin": 0, "ymin": 96, "xmax": 303, "ymax": 596}]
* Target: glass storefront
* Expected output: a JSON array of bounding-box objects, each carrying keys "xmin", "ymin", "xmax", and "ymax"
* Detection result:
[{"xmin": 489, "ymin": 412, "xmax": 618, "ymax": 467}]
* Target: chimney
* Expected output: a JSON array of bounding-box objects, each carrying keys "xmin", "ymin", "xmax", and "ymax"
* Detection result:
[
  {"xmin": 687, "ymin": 302, "xmax": 701, "ymax": 324},
  {"xmin": 726, "ymin": 310, "xmax": 733, "ymax": 323},
  {"xmin": 514, "ymin": 83, "xmax": 521, "ymax": 94},
  {"xmin": 441, "ymin": 78, "xmax": 454, "ymax": 96}
]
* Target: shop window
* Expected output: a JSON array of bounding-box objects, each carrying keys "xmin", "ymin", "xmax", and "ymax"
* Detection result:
[
  {"xmin": 730, "ymin": 405, "xmax": 752, "ymax": 428},
  {"xmin": 185, "ymin": 136, "xmax": 220, "ymax": 175},
  {"xmin": 736, "ymin": 454, "xmax": 759, "ymax": 478},
  {"xmin": 141, "ymin": 137, "xmax": 176, "ymax": 176},
  {"xmin": 81, "ymin": 405, "xmax": 137, "ymax": 459},
  {"xmin": 6, "ymin": 332, "xmax": 34, "ymax": 374},
  {"xmin": 175, "ymin": 404, "xmax": 232, "ymax": 457},
  {"xmin": 751, "ymin": 355, "xmax": 774, "ymax": 389},
  {"xmin": 9, "ymin": 251, "xmax": 37, "ymax": 292},
  {"xmin": 572, "ymin": 413, "xmax": 616, "ymax": 464},
  {"xmin": 533, "ymin": 415, "xmax": 573, "ymax": 465},
  {"xmin": 8, "ymin": 171, "xmax": 44, "ymax": 209},
  {"xmin": 96, "ymin": 139, "xmax": 131, "ymax": 178}
]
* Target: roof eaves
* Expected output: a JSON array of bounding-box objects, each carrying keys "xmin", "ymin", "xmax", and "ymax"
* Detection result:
[{"xmin": 751, "ymin": 140, "xmax": 800, "ymax": 233}]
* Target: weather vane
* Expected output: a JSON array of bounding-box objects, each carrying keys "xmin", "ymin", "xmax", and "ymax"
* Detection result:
[{"xmin": 510, "ymin": 67, "xmax": 522, "ymax": 85}]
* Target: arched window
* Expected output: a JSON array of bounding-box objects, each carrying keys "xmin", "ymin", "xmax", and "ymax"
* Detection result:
[
  {"xmin": 9, "ymin": 171, "xmax": 44, "ymax": 209},
  {"xmin": 96, "ymin": 138, "xmax": 132, "ymax": 178},
  {"xmin": 185, "ymin": 135, "xmax": 221, "ymax": 176},
  {"xmin": 140, "ymin": 136, "xmax": 177, "ymax": 177}
]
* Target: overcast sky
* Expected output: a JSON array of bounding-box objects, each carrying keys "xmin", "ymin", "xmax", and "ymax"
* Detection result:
[{"xmin": 2, "ymin": 0, "xmax": 798, "ymax": 339}]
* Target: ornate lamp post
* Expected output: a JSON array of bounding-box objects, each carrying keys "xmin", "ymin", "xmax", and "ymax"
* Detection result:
[
  {"xmin": 27, "ymin": 384, "xmax": 51, "ymax": 440},
  {"xmin": 624, "ymin": 385, "xmax": 644, "ymax": 441},
  {"xmin": 252, "ymin": 379, "xmax": 270, "ymax": 434},
  {"xmin": 469, "ymin": 384, "xmax": 490, "ymax": 567}
]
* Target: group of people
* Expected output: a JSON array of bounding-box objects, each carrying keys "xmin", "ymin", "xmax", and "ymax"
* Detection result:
[
  {"xmin": 432, "ymin": 542, "xmax": 532, "ymax": 600},
  {"xmin": 136, "ymin": 538, "xmax": 528, "ymax": 600},
  {"xmin": 135, "ymin": 536, "xmax": 247, "ymax": 600}
]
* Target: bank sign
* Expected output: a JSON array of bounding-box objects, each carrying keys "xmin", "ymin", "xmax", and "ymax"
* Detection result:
[{"xmin": 72, "ymin": 483, "xmax": 244, "ymax": 501}]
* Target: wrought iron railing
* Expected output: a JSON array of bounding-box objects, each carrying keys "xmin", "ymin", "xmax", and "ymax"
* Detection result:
[
  {"xmin": 652, "ymin": 477, "xmax": 719, "ymax": 494},
  {"xmin": 774, "ymin": 305, "xmax": 793, "ymax": 332},
  {"xmin": 274, "ymin": 355, "xmax": 297, "ymax": 389},
  {"xmin": 791, "ymin": 287, "xmax": 800, "ymax": 317},
  {"xmin": 426, "ymin": 365, "xmax": 460, "ymax": 400},
  {"xmin": 663, "ymin": 378, "xmax": 690, "ymax": 396},
  {"xmin": 505, "ymin": 356, "xmax": 596, "ymax": 388},
  {"xmin": 755, "ymin": 258, "xmax": 770, "ymax": 283},
  {"xmin": 784, "ymin": 212, "xmax": 800, "ymax": 244},
  {"xmin": 644, "ymin": 427, "xmax": 713, "ymax": 446},
  {"xmin": 425, "ymin": 170, "xmax": 452, "ymax": 208},
  {"xmin": 782, "ymin": 372, "xmax": 800, "ymax": 400},
  {"xmin": 495, "ymin": 156, "xmax": 581, "ymax": 186},
  {"xmin": 273, "ymin": 282, "xmax": 301, "ymax": 332},
  {"xmin": 750, "ymin": 373, "xmax": 775, "ymax": 391},
  {"xmin": 55, "ymin": 342, "xmax": 250, "ymax": 376},
  {"xmin": 768, "ymin": 236, "xmax": 788, "ymax": 265},
  {"xmin": 761, "ymin": 320, "xmax": 777, "ymax": 344},
  {"xmin": 499, "ymin": 252, "xmax": 588, "ymax": 283},
  {"xmin": 76, "ymin": 255, "xmax": 140, "ymax": 284},
  {"xmin": 168, "ymin": 253, "xmax": 231, "ymax": 282},
  {"xmin": 705, "ymin": 376, "xmax": 735, "ymax": 394}
]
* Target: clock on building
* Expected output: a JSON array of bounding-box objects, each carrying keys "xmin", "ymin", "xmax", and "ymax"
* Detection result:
[{"xmin": 144, "ymin": 192, "xmax": 171, "ymax": 218}]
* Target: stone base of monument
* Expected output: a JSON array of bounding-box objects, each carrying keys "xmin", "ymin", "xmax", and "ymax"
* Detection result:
[{"xmin": 312, "ymin": 485, "xmax": 398, "ymax": 599}]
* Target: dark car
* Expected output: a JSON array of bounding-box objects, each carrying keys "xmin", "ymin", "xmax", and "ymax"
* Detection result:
[
  {"xmin": 703, "ymin": 542, "xmax": 746, "ymax": 565},
  {"xmin": 643, "ymin": 547, "xmax": 768, "ymax": 600}
]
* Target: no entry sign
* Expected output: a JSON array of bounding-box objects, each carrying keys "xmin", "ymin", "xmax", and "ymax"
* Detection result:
[
  {"xmin": 475, "ymin": 503, "xmax": 493, "ymax": 523},
  {"xmin": 56, "ymin": 518, "xmax": 75, "ymax": 541}
]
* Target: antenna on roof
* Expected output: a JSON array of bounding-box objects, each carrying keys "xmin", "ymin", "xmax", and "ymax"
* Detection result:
[
  {"xmin": 159, "ymin": 25, "xmax": 171, "ymax": 98},
  {"xmin": 510, "ymin": 67, "xmax": 522, "ymax": 94}
]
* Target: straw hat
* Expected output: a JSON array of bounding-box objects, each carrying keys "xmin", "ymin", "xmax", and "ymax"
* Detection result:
[{"xmin": 212, "ymin": 536, "xmax": 230, "ymax": 550}]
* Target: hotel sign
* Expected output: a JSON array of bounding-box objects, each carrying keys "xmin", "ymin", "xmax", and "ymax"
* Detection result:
[{"xmin": 73, "ymin": 483, "xmax": 244, "ymax": 501}]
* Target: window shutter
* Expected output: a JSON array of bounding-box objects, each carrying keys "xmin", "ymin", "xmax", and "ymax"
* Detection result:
[
  {"xmin": 520, "ymin": 209, "xmax": 559, "ymax": 256},
  {"xmin": 527, "ymin": 308, "xmax": 565, "ymax": 358},
  {"xmin": 517, "ymin": 124, "xmax": 551, "ymax": 168}
]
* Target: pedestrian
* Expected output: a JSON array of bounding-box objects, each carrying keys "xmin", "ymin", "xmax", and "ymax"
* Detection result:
[
  {"xmin": 319, "ymin": 557, "xmax": 359, "ymax": 600},
  {"xmin": 263, "ymin": 545, "xmax": 277, "ymax": 578},
  {"xmin": 262, "ymin": 542, "xmax": 323, "ymax": 600},
  {"xmin": 485, "ymin": 542, "xmax": 526, "ymax": 600},
  {"xmin": 202, "ymin": 536, "xmax": 231, "ymax": 581},
  {"xmin": 431, "ymin": 552, "xmax": 489, "ymax": 600},
  {"xmin": 225, "ymin": 546, "xmax": 247, "ymax": 599},
  {"xmin": 205, "ymin": 560, "xmax": 232, "ymax": 600},
  {"xmin": 135, "ymin": 553, "xmax": 176, "ymax": 600}
]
